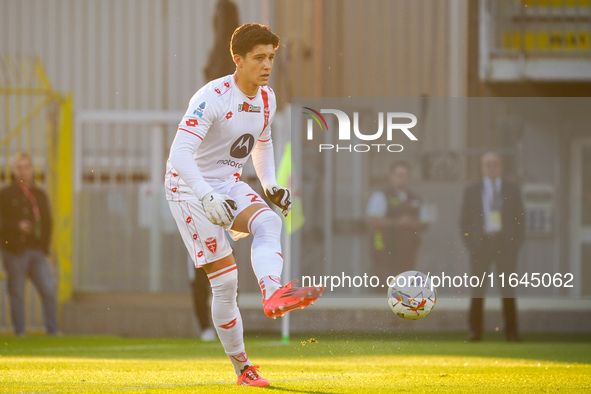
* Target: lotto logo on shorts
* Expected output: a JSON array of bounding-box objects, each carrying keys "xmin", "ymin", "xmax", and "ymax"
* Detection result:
[
  {"xmin": 192, "ymin": 234, "xmax": 198, "ymax": 240},
  {"xmin": 197, "ymin": 251, "xmax": 204, "ymax": 258},
  {"xmin": 205, "ymin": 237, "xmax": 217, "ymax": 253},
  {"xmin": 186, "ymin": 216, "xmax": 192, "ymax": 223}
]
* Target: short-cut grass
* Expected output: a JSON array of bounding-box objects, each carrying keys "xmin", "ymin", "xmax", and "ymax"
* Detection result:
[{"xmin": 1, "ymin": 332, "xmax": 590, "ymax": 393}]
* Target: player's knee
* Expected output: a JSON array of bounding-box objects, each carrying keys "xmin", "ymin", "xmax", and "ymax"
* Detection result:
[
  {"xmin": 209, "ymin": 266, "xmax": 238, "ymax": 296},
  {"xmin": 249, "ymin": 208, "xmax": 282, "ymax": 237}
]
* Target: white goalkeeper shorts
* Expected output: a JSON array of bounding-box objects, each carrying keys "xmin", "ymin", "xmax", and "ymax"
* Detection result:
[{"xmin": 168, "ymin": 181, "xmax": 269, "ymax": 267}]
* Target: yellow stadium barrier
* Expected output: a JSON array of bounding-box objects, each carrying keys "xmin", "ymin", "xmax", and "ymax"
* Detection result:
[{"xmin": 503, "ymin": 30, "xmax": 590, "ymax": 51}]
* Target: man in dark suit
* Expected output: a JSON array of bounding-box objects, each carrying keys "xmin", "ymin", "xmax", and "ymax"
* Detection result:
[{"xmin": 460, "ymin": 152, "xmax": 525, "ymax": 342}]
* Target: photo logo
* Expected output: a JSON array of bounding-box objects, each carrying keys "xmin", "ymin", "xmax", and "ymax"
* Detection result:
[
  {"xmin": 303, "ymin": 107, "xmax": 418, "ymax": 153},
  {"xmin": 302, "ymin": 107, "xmax": 329, "ymax": 136}
]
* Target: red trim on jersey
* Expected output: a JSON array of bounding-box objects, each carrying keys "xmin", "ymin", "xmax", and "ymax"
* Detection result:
[
  {"xmin": 208, "ymin": 265, "xmax": 237, "ymax": 280},
  {"xmin": 214, "ymin": 79, "xmax": 233, "ymax": 96},
  {"xmin": 247, "ymin": 208, "xmax": 273, "ymax": 233},
  {"xmin": 258, "ymin": 138, "xmax": 270, "ymax": 142},
  {"xmin": 179, "ymin": 127, "xmax": 203, "ymax": 140},
  {"xmin": 260, "ymin": 89, "xmax": 270, "ymax": 137},
  {"xmin": 277, "ymin": 252, "xmax": 283, "ymax": 259}
]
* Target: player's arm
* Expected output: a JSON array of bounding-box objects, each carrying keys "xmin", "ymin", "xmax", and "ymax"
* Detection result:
[
  {"xmin": 169, "ymin": 97, "xmax": 236, "ymax": 226},
  {"xmin": 252, "ymin": 126, "xmax": 291, "ymax": 217}
]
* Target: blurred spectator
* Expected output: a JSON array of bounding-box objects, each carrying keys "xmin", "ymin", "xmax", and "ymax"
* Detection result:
[
  {"xmin": 187, "ymin": 255, "xmax": 217, "ymax": 341},
  {"xmin": 203, "ymin": 0, "xmax": 240, "ymax": 82},
  {"xmin": 366, "ymin": 161, "xmax": 426, "ymax": 283},
  {"xmin": 0, "ymin": 153, "xmax": 58, "ymax": 336},
  {"xmin": 460, "ymin": 152, "xmax": 524, "ymax": 342}
]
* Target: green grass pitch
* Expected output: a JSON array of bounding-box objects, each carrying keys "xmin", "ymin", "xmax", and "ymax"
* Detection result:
[{"xmin": 1, "ymin": 332, "xmax": 590, "ymax": 393}]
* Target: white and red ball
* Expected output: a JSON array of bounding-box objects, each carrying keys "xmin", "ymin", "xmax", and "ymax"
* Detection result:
[{"xmin": 387, "ymin": 270, "xmax": 437, "ymax": 320}]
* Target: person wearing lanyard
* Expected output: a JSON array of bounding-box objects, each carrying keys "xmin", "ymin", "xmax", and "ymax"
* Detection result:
[
  {"xmin": 460, "ymin": 152, "xmax": 524, "ymax": 342},
  {"xmin": 0, "ymin": 153, "xmax": 58, "ymax": 336}
]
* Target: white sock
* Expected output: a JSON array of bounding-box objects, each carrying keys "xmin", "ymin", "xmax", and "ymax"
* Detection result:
[
  {"xmin": 259, "ymin": 275, "xmax": 282, "ymax": 300},
  {"xmin": 207, "ymin": 265, "xmax": 250, "ymax": 376},
  {"xmin": 247, "ymin": 208, "xmax": 284, "ymax": 299},
  {"xmin": 228, "ymin": 350, "xmax": 252, "ymax": 377}
]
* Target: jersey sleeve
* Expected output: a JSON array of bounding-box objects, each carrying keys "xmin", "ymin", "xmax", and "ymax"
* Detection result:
[
  {"xmin": 252, "ymin": 88, "xmax": 278, "ymax": 190},
  {"xmin": 366, "ymin": 191, "xmax": 388, "ymax": 218},
  {"xmin": 252, "ymin": 137, "xmax": 277, "ymax": 191},
  {"xmin": 169, "ymin": 91, "xmax": 221, "ymax": 200}
]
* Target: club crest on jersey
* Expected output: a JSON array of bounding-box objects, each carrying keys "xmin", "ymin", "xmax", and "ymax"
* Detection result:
[
  {"xmin": 238, "ymin": 102, "xmax": 261, "ymax": 113},
  {"xmin": 205, "ymin": 237, "xmax": 217, "ymax": 253},
  {"xmin": 193, "ymin": 102, "xmax": 206, "ymax": 118}
]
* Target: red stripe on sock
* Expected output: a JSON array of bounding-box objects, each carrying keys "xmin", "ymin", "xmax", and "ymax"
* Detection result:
[
  {"xmin": 247, "ymin": 208, "xmax": 273, "ymax": 233},
  {"xmin": 208, "ymin": 265, "xmax": 237, "ymax": 280}
]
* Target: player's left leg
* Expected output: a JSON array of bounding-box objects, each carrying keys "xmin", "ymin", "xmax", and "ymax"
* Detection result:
[
  {"xmin": 231, "ymin": 202, "xmax": 283, "ymax": 298},
  {"xmin": 230, "ymin": 184, "xmax": 323, "ymax": 318}
]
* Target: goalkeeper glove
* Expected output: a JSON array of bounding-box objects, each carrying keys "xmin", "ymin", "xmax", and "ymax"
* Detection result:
[
  {"xmin": 201, "ymin": 191, "xmax": 237, "ymax": 227},
  {"xmin": 265, "ymin": 185, "xmax": 291, "ymax": 217}
]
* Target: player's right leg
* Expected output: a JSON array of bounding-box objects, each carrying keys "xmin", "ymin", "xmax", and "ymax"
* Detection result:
[{"xmin": 202, "ymin": 255, "xmax": 267, "ymax": 386}]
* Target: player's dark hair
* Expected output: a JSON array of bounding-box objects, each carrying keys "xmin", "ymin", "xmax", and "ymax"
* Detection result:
[
  {"xmin": 390, "ymin": 160, "xmax": 410, "ymax": 173},
  {"xmin": 230, "ymin": 23, "xmax": 280, "ymax": 57}
]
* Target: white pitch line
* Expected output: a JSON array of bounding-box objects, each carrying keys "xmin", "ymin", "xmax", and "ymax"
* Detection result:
[{"xmin": 8, "ymin": 377, "xmax": 344, "ymax": 394}]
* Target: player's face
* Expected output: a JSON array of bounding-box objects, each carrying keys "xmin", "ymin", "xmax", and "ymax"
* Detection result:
[{"xmin": 235, "ymin": 44, "xmax": 275, "ymax": 87}]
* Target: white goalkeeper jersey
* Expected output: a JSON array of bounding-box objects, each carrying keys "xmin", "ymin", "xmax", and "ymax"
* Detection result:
[{"xmin": 165, "ymin": 74, "xmax": 277, "ymax": 201}]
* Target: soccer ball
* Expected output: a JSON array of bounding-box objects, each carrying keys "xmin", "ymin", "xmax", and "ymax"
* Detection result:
[{"xmin": 387, "ymin": 270, "xmax": 437, "ymax": 320}]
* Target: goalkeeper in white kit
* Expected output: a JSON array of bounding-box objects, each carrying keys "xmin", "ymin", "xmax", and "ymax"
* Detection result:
[{"xmin": 165, "ymin": 23, "xmax": 323, "ymax": 386}]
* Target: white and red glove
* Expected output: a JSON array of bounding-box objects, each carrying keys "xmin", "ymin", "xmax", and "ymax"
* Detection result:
[
  {"xmin": 265, "ymin": 185, "xmax": 291, "ymax": 217},
  {"xmin": 201, "ymin": 191, "xmax": 237, "ymax": 227}
]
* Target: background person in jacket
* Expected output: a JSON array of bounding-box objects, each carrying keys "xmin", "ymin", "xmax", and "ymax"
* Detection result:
[{"xmin": 0, "ymin": 153, "xmax": 58, "ymax": 336}]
